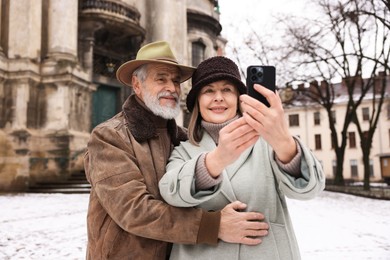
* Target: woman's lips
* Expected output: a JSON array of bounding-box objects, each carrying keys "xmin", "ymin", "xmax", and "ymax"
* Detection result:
[{"xmin": 209, "ymin": 106, "xmax": 227, "ymax": 113}]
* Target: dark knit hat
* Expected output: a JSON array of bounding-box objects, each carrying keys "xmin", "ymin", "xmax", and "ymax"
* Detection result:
[{"xmin": 186, "ymin": 56, "xmax": 247, "ymax": 112}]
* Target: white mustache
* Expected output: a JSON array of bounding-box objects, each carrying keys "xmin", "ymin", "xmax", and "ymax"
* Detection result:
[{"xmin": 157, "ymin": 91, "xmax": 179, "ymax": 102}]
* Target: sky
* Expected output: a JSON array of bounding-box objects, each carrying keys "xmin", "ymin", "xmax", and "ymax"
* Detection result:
[
  {"xmin": 1, "ymin": 191, "xmax": 390, "ymax": 259},
  {"xmin": 217, "ymin": 0, "xmax": 318, "ymax": 85},
  {"xmin": 218, "ymin": 0, "xmax": 389, "ymax": 84},
  {"xmin": 218, "ymin": 0, "xmax": 314, "ymax": 55}
]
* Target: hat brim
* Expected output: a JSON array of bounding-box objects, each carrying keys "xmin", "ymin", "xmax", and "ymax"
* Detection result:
[
  {"xmin": 116, "ymin": 60, "xmax": 195, "ymax": 87},
  {"xmin": 186, "ymin": 73, "xmax": 247, "ymax": 112}
]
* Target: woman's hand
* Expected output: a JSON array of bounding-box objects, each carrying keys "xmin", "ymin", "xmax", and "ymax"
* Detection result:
[
  {"xmin": 206, "ymin": 117, "xmax": 259, "ymax": 177},
  {"xmin": 240, "ymin": 84, "xmax": 297, "ymax": 163}
]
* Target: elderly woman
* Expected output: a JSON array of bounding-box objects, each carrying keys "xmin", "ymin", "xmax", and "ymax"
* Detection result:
[{"xmin": 159, "ymin": 56, "xmax": 325, "ymax": 260}]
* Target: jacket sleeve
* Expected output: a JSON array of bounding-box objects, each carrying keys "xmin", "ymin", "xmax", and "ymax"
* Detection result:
[
  {"xmin": 159, "ymin": 145, "xmax": 223, "ymax": 207},
  {"xmin": 85, "ymin": 125, "xmax": 220, "ymax": 245},
  {"xmin": 269, "ymin": 137, "xmax": 326, "ymax": 200}
]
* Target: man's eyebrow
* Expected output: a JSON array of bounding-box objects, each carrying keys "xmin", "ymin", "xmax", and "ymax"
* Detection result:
[
  {"xmin": 156, "ymin": 72, "xmax": 169, "ymax": 76},
  {"xmin": 157, "ymin": 71, "xmax": 169, "ymax": 75},
  {"xmin": 156, "ymin": 72, "xmax": 180, "ymax": 80}
]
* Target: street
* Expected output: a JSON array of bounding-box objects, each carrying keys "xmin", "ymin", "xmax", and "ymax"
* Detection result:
[{"xmin": 1, "ymin": 191, "xmax": 389, "ymax": 260}]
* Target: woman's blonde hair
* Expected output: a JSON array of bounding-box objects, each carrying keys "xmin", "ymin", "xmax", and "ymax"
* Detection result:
[{"xmin": 187, "ymin": 101, "xmax": 203, "ymax": 146}]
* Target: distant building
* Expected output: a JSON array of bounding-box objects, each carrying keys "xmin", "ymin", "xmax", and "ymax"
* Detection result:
[
  {"xmin": 0, "ymin": 0, "xmax": 224, "ymax": 191},
  {"xmin": 280, "ymin": 73, "xmax": 390, "ymax": 183}
]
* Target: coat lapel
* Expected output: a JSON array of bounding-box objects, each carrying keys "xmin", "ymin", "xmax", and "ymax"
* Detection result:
[{"xmin": 221, "ymin": 145, "xmax": 253, "ymax": 203}]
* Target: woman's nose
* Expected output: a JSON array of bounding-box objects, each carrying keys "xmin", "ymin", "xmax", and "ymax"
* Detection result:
[{"xmin": 213, "ymin": 91, "xmax": 224, "ymax": 101}]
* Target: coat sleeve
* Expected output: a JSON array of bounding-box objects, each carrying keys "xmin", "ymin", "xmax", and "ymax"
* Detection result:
[
  {"xmin": 159, "ymin": 144, "xmax": 223, "ymax": 207},
  {"xmin": 85, "ymin": 125, "xmax": 220, "ymax": 245},
  {"xmin": 269, "ymin": 137, "xmax": 326, "ymax": 200}
]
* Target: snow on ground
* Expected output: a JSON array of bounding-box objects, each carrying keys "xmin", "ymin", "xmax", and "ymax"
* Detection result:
[
  {"xmin": 287, "ymin": 192, "xmax": 390, "ymax": 260},
  {"xmin": 1, "ymin": 191, "xmax": 389, "ymax": 260}
]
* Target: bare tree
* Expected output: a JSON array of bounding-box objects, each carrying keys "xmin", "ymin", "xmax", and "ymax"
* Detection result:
[
  {"xmin": 227, "ymin": 18, "xmax": 295, "ymax": 87},
  {"xmin": 279, "ymin": 0, "xmax": 390, "ymax": 187},
  {"xmin": 225, "ymin": 0, "xmax": 389, "ymax": 187},
  {"xmin": 347, "ymin": 0, "xmax": 390, "ymax": 190}
]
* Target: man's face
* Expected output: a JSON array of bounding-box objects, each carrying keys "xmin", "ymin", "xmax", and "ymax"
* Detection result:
[{"xmin": 133, "ymin": 63, "xmax": 182, "ymax": 119}]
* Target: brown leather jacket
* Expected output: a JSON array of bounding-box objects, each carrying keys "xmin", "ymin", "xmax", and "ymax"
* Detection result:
[{"xmin": 84, "ymin": 95, "xmax": 220, "ymax": 260}]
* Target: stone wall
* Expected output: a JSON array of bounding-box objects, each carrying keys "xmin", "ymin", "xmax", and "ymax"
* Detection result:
[{"xmin": 0, "ymin": 0, "xmax": 223, "ymax": 191}]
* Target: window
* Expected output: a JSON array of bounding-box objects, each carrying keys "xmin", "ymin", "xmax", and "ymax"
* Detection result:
[
  {"xmin": 370, "ymin": 159, "xmax": 374, "ymax": 177},
  {"xmin": 350, "ymin": 159, "xmax": 358, "ymax": 177},
  {"xmin": 361, "ymin": 131, "xmax": 373, "ymax": 148},
  {"xmin": 331, "ymin": 134, "xmax": 336, "ymax": 149},
  {"xmin": 315, "ymin": 134, "xmax": 322, "ymax": 150},
  {"xmin": 314, "ymin": 112, "xmax": 320, "ymax": 125},
  {"xmin": 387, "ymin": 104, "xmax": 390, "ymax": 120},
  {"xmin": 362, "ymin": 107, "xmax": 369, "ymax": 121},
  {"xmin": 332, "ymin": 160, "xmax": 337, "ymax": 177},
  {"xmin": 331, "ymin": 110, "xmax": 336, "ymax": 124},
  {"xmin": 289, "ymin": 114, "xmax": 299, "ymax": 127},
  {"xmin": 348, "ymin": 132, "xmax": 356, "ymax": 148},
  {"xmin": 191, "ymin": 41, "xmax": 205, "ymax": 67}
]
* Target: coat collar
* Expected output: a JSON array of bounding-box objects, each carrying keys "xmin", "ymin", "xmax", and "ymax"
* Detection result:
[{"xmin": 122, "ymin": 94, "xmax": 187, "ymax": 145}]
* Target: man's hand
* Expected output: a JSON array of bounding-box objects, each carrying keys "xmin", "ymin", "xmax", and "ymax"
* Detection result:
[{"xmin": 218, "ymin": 201, "xmax": 269, "ymax": 245}]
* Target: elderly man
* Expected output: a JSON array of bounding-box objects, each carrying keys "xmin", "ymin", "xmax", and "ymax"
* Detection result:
[{"xmin": 84, "ymin": 41, "xmax": 267, "ymax": 259}]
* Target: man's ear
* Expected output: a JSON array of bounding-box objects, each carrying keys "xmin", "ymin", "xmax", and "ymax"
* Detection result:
[{"xmin": 132, "ymin": 75, "xmax": 141, "ymax": 95}]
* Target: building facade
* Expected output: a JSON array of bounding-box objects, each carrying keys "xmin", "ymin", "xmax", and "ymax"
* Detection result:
[
  {"xmin": 0, "ymin": 0, "xmax": 224, "ymax": 191},
  {"xmin": 281, "ymin": 74, "xmax": 390, "ymax": 183}
]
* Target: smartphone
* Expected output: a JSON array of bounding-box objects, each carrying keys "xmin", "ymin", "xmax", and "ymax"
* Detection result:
[{"xmin": 246, "ymin": 65, "xmax": 276, "ymax": 107}]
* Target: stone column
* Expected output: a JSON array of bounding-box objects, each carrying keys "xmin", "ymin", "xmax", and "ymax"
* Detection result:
[
  {"xmin": 43, "ymin": 1, "xmax": 79, "ymax": 131},
  {"xmin": 144, "ymin": 0, "xmax": 188, "ymax": 126},
  {"xmin": 46, "ymin": 0, "xmax": 78, "ymax": 61},
  {"xmin": 0, "ymin": 2, "xmax": 3, "ymax": 54},
  {"xmin": 145, "ymin": 0, "xmax": 188, "ymax": 64},
  {"xmin": 78, "ymin": 20, "xmax": 104, "ymax": 78},
  {"xmin": 7, "ymin": 0, "xmax": 42, "ymax": 59},
  {"xmin": 6, "ymin": 1, "xmax": 42, "ymax": 130},
  {"xmin": 45, "ymin": 84, "xmax": 70, "ymax": 130},
  {"xmin": 11, "ymin": 81, "xmax": 30, "ymax": 130}
]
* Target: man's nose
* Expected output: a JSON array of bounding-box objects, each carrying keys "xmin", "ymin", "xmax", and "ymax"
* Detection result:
[{"xmin": 166, "ymin": 80, "xmax": 178, "ymax": 92}]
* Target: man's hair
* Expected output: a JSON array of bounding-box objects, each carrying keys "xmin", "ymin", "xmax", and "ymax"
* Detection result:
[{"xmin": 133, "ymin": 64, "xmax": 149, "ymax": 83}]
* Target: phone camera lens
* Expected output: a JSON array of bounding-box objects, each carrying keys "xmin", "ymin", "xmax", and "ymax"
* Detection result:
[
  {"xmin": 251, "ymin": 75, "xmax": 257, "ymax": 81},
  {"xmin": 257, "ymin": 71, "xmax": 263, "ymax": 77}
]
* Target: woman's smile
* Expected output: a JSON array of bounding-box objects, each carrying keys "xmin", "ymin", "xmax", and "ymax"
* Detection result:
[
  {"xmin": 209, "ymin": 106, "xmax": 227, "ymax": 113},
  {"xmin": 198, "ymin": 80, "xmax": 239, "ymax": 124}
]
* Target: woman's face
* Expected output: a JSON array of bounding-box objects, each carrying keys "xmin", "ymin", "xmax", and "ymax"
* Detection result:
[{"xmin": 198, "ymin": 80, "xmax": 239, "ymax": 124}]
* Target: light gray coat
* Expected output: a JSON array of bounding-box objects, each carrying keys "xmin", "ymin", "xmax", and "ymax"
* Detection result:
[{"xmin": 159, "ymin": 133, "xmax": 325, "ymax": 260}]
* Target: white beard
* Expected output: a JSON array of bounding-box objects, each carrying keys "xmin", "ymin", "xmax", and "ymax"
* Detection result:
[{"xmin": 143, "ymin": 90, "xmax": 181, "ymax": 119}]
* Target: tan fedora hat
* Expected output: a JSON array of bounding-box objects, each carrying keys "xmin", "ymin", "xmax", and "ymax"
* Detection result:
[{"xmin": 116, "ymin": 41, "xmax": 195, "ymax": 87}]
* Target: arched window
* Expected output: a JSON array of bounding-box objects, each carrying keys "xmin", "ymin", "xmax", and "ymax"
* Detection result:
[{"xmin": 192, "ymin": 41, "xmax": 205, "ymax": 67}]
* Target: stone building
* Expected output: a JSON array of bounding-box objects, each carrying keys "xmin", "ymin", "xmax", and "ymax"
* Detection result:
[
  {"xmin": 0, "ymin": 0, "xmax": 224, "ymax": 191},
  {"xmin": 280, "ymin": 73, "xmax": 390, "ymax": 183}
]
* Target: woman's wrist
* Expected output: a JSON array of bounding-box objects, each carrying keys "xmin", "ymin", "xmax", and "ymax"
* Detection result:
[
  {"xmin": 274, "ymin": 136, "xmax": 297, "ymax": 163},
  {"xmin": 205, "ymin": 150, "xmax": 224, "ymax": 178}
]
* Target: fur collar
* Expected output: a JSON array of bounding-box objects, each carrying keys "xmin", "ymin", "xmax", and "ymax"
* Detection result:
[{"xmin": 122, "ymin": 95, "xmax": 187, "ymax": 145}]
